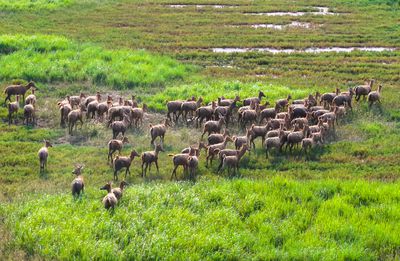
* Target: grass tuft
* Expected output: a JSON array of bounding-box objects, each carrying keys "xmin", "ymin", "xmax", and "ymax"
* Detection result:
[{"xmin": 0, "ymin": 34, "xmax": 192, "ymax": 89}]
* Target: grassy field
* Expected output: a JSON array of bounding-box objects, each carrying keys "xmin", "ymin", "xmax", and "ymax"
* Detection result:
[
  {"xmin": 0, "ymin": 0, "xmax": 399, "ymax": 85},
  {"xmin": 0, "ymin": 0, "xmax": 400, "ymax": 260},
  {"xmin": 0, "ymin": 0, "xmax": 76, "ymax": 10},
  {"xmin": 1, "ymin": 179, "xmax": 399, "ymax": 260},
  {"xmin": 0, "ymin": 34, "xmax": 191, "ymax": 89}
]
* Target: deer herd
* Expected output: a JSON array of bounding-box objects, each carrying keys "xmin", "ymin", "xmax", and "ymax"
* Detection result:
[{"xmin": 3, "ymin": 80, "xmax": 384, "ymax": 208}]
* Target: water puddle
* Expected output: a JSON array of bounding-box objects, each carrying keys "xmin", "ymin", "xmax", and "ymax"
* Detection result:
[
  {"xmin": 290, "ymin": 21, "xmax": 312, "ymax": 28},
  {"xmin": 251, "ymin": 24, "xmax": 284, "ymax": 29},
  {"xmin": 245, "ymin": 6, "xmax": 337, "ymax": 16},
  {"xmin": 212, "ymin": 47, "xmax": 396, "ymax": 54},
  {"xmin": 251, "ymin": 22, "xmax": 312, "ymax": 29}
]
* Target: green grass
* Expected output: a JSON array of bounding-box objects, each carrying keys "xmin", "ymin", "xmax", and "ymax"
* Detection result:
[
  {"xmin": 1, "ymin": 178, "xmax": 399, "ymax": 260},
  {"xmin": 0, "ymin": 0, "xmax": 75, "ymax": 10},
  {"xmin": 0, "ymin": 0, "xmax": 400, "ymax": 259},
  {"xmin": 0, "ymin": 34, "xmax": 192, "ymax": 89},
  {"xmin": 0, "ymin": 0, "xmax": 399, "ymax": 85}
]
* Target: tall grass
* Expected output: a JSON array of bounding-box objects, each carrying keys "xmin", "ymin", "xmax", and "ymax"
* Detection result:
[
  {"xmin": 1, "ymin": 178, "xmax": 399, "ymax": 260},
  {"xmin": 0, "ymin": 0, "xmax": 74, "ymax": 10},
  {"xmin": 0, "ymin": 35, "xmax": 192, "ymax": 89}
]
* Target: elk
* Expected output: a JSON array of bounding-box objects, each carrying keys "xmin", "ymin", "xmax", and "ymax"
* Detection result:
[
  {"xmin": 216, "ymin": 144, "xmax": 250, "ymax": 172},
  {"xmin": 7, "ymin": 95, "xmax": 20, "ymax": 125},
  {"xmin": 69, "ymin": 93, "xmax": 85, "ymax": 108},
  {"xmin": 107, "ymin": 136, "xmax": 129, "ymax": 163},
  {"xmin": 201, "ymin": 117, "xmax": 225, "ymax": 138},
  {"xmin": 243, "ymin": 91, "xmax": 266, "ymax": 106},
  {"xmin": 113, "ymin": 150, "xmax": 140, "ymax": 181},
  {"xmin": 141, "ymin": 144, "xmax": 164, "ymax": 177},
  {"xmin": 100, "ymin": 182, "xmax": 118, "ymax": 209},
  {"xmin": 264, "ymin": 130, "xmax": 285, "ymax": 158},
  {"xmin": 67, "ymin": 107, "xmax": 84, "ymax": 135},
  {"xmin": 112, "ymin": 181, "xmax": 129, "ymax": 200},
  {"xmin": 320, "ymin": 88, "xmax": 340, "ymax": 108},
  {"xmin": 187, "ymin": 155, "xmax": 199, "ymax": 180},
  {"xmin": 286, "ymin": 125, "xmax": 309, "ymax": 154},
  {"xmin": 259, "ymin": 107, "xmax": 276, "ymax": 124},
  {"xmin": 219, "ymin": 144, "xmax": 249, "ymax": 176},
  {"xmin": 207, "ymin": 128, "xmax": 229, "ymax": 146},
  {"xmin": 332, "ymin": 88, "xmax": 354, "ymax": 110},
  {"xmin": 289, "ymin": 106, "xmax": 308, "ymax": 121},
  {"xmin": 38, "ymin": 140, "xmax": 52, "ymax": 172},
  {"xmin": 83, "ymin": 92, "xmax": 101, "ymax": 107},
  {"xmin": 23, "ymin": 104, "xmax": 35, "ymax": 125},
  {"xmin": 181, "ymin": 142, "xmax": 207, "ymax": 154},
  {"xmin": 355, "ymin": 80, "xmax": 374, "ymax": 101},
  {"xmin": 214, "ymin": 100, "xmax": 237, "ymax": 126},
  {"xmin": 248, "ymin": 123, "xmax": 269, "ymax": 150},
  {"xmin": 240, "ymin": 104, "xmax": 259, "ymax": 127},
  {"xmin": 96, "ymin": 100, "xmax": 112, "ymax": 122},
  {"xmin": 179, "ymin": 97, "xmax": 203, "ymax": 122},
  {"xmin": 71, "ymin": 165, "xmax": 84, "ymax": 197},
  {"xmin": 25, "ymin": 88, "xmax": 36, "ymax": 106},
  {"xmin": 110, "ymin": 113, "xmax": 130, "ymax": 139},
  {"xmin": 275, "ymin": 94, "xmax": 292, "ymax": 113},
  {"xmin": 86, "ymin": 99, "xmax": 99, "ymax": 120},
  {"xmin": 167, "ymin": 98, "xmax": 191, "ymax": 122},
  {"xmin": 233, "ymin": 128, "xmax": 251, "ymax": 150},
  {"xmin": 218, "ymin": 95, "xmax": 240, "ymax": 106},
  {"xmin": 238, "ymin": 100, "xmax": 256, "ymax": 123},
  {"xmin": 195, "ymin": 101, "xmax": 216, "ymax": 127},
  {"xmin": 4, "ymin": 81, "xmax": 36, "ymax": 103},
  {"xmin": 170, "ymin": 147, "xmax": 198, "ymax": 180},
  {"xmin": 205, "ymin": 136, "xmax": 233, "ymax": 167},
  {"xmin": 149, "ymin": 119, "xmax": 170, "ymax": 146},
  {"xmin": 131, "ymin": 104, "xmax": 147, "ymax": 128},
  {"xmin": 59, "ymin": 103, "xmax": 72, "ymax": 127},
  {"xmin": 367, "ymin": 85, "xmax": 383, "ymax": 107},
  {"xmin": 126, "ymin": 95, "xmax": 138, "ymax": 107}
]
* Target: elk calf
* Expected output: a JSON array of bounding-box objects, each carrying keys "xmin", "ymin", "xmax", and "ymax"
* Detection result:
[
  {"xmin": 38, "ymin": 140, "xmax": 52, "ymax": 172},
  {"xmin": 71, "ymin": 165, "xmax": 84, "ymax": 197},
  {"xmin": 8, "ymin": 95, "xmax": 20, "ymax": 125},
  {"xmin": 219, "ymin": 145, "xmax": 249, "ymax": 176},
  {"xmin": 112, "ymin": 181, "xmax": 128, "ymax": 200},
  {"xmin": 23, "ymin": 104, "xmax": 35, "ymax": 125},
  {"xmin": 100, "ymin": 182, "xmax": 118, "ymax": 209}
]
